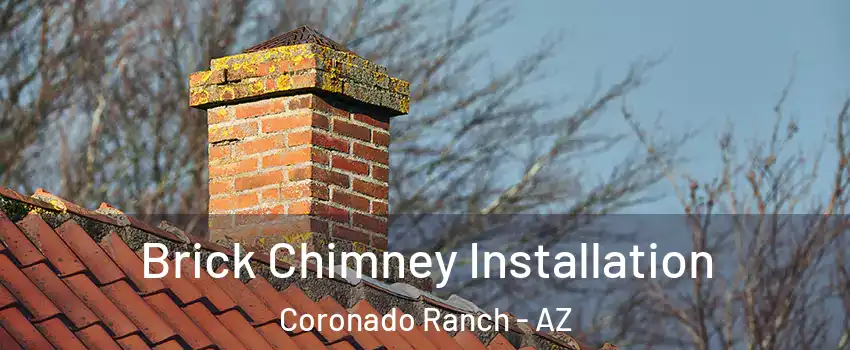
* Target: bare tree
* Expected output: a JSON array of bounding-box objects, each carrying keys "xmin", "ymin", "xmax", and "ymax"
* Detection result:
[{"xmin": 594, "ymin": 76, "xmax": 850, "ymax": 348}]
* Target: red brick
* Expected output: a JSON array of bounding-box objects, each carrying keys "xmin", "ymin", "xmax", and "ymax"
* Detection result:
[
  {"xmin": 291, "ymin": 73, "xmax": 317, "ymax": 89},
  {"xmin": 353, "ymin": 143, "xmax": 388, "ymax": 164},
  {"xmin": 372, "ymin": 235, "xmax": 388, "ymax": 250},
  {"xmin": 287, "ymin": 130, "xmax": 311, "ymax": 146},
  {"xmin": 311, "ymin": 203, "xmax": 350, "ymax": 224},
  {"xmin": 234, "ymin": 171, "xmax": 283, "ymax": 190},
  {"xmin": 288, "ymin": 166, "xmax": 350, "ymax": 188},
  {"xmin": 288, "ymin": 130, "xmax": 349, "ymax": 153},
  {"xmin": 334, "ymin": 120, "xmax": 371, "ymax": 142},
  {"xmin": 261, "ymin": 115, "xmax": 308, "ymax": 132},
  {"xmin": 331, "ymin": 189, "xmax": 370, "ymax": 212},
  {"xmin": 353, "ymin": 213, "xmax": 386, "ymax": 234},
  {"xmin": 286, "ymin": 95, "xmax": 312, "ymax": 111},
  {"xmin": 234, "ymin": 206, "xmax": 286, "ymax": 226},
  {"xmin": 332, "ymin": 156, "xmax": 369, "ymax": 175},
  {"xmin": 312, "ymin": 132, "xmax": 350, "ymax": 153},
  {"xmin": 280, "ymin": 182, "xmax": 329, "ymax": 201},
  {"xmin": 209, "ymin": 122, "xmax": 258, "ymax": 143},
  {"xmin": 353, "ymin": 179, "xmax": 388, "ymax": 199},
  {"xmin": 190, "ymin": 70, "xmax": 226, "ymax": 87},
  {"xmin": 331, "ymin": 225, "xmax": 370, "ymax": 244},
  {"xmin": 236, "ymin": 135, "xmax": 285, "ymax": 155},
  {"xmin": 234, "ymin": 98, "xmax": 287, "ymax": 119},
  {"xmin": 291, "ymin": 56, "xmax": 319, "ymax": 71},
  {"xmin": 261, "ymin": 113, "xmax": 328, "ymax": 132},
  {"xmin": 263, "ymin": 147, "xmax": 329, "ymax": 169},
  {"xmin": 209, "ymin": 144, "xmax": 232, "ymax": 162},
  {"xmin": 207, "ymin": 108, "xmax": 231, "ymax": 124},
  {"xmin": 302, "ymin": 95, "xmax": 349, "ymax": 119},
  {"xmin": 227, "ymin": 61, "xmax": 294, "ymax": 81},
  {"xmin": 287, "ymin": 200, "xmax": 312, "ymax": 215},
  {"xmin": 286, "ymin": 201, "xmax": 349, "ymax": 223},
  {"xmin": 210, "ymin": 193, "xmax": 259, "ymax": 211},
  {"xmin": 371, "ymin": 166, "xmax": 389, "ymax": 182},
  {"xmin": 371, "ymin": 201, "xmax": 388, "ymax": 215},
  {"xmin": 259, "ymin": 188, "xmax": 280, "ymax": 204},
  {"xmin": 372, "ymin": 130, "xmax": 390, "ymax": 147},
  {"xmin": 209, "ymin": 158, "xmax": 258, "ymax": 178},
  {"xmin": 209, "ymin": 180, "xmax": 233, "ymax": 195},
  {"xmin": 263, "ymin": 76, "xmax": 277, "ymax": 91},
  {"xmin": 353, "ymin": 113, "xmax": 389, "ymax": 130},
  {"xmin": 190, "ymin": 91, "xmax": 209, "ymax": 106}
]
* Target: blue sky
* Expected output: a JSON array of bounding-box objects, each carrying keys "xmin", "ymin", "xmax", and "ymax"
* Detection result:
[{"xmin": 484, "ymin": 0, "xmax": 850, "ymax": 212}]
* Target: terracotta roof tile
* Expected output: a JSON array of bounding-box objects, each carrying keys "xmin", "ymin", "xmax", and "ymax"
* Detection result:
[
  {"xmin": 0, "ymin": 211, "xmax": 47, "ymax": 267},
  {"xmin": 317, "ymin": 296, "xmax": 383, "ymax": 349},
  {"xmin": 17, "ymin": 213, "xmax": 87, "ymax": 277},
  {"xmin": 54, "ymin": 220, "xmax": 125, "ymax": 285},
  {"xmin": 216, "ymin": 309, "xmax": 275, "ymax": 350},
  {"xmin": 0, "ymin": 324, "xmax": 23, "ymax": 350},
  {"xmin": 0, "ymin": 283, "xmax": 15, "ymax": 309},
  {"xmin": 292, "ymin": 331, "xmax": 330, "ymax": 349},
  {"xmin": 181, "ymin": 302, "xmax": 245, "ymax": 349},
  {"xmin": 31, "ymin": 189, "xmax": 118, "ymax": 226},
  {"xmin": 254, "ymin": 322, "xmax": 301, "ymax": 349},
  {"xmin": 246, "ymin": 277, "xmax": 296, "ymax": 326},
  {"xmin": 0, "ymin": 254, "xmax": 61, "ymax": 321},
  {"xmin": 283, "ymin": 285, "xmax": 351, "ymax": 342},
  {"xmin": 455, "ymin": 331, "xmax": 489, "ymax": 350},
  {"xmin": 100, "ymin": 280, "xmax": 177, "ymax": 343},
  {"xmin": 152, "ymin": 339, "xmax": 185, "ymax": 350},
  {"xmin": 115, "ymin": 334, "xmax": 149, "ymax": 349},
  {"xmin": 175, "ymin": 257, "xmax": 238, "ymax": 312},
  {"xmin": 388, "ymin": 308, "xmax": 438, "ymax": 350},
  {"xmin": 424, "ymin": 326, "xmax": 465, "ymax": 350},
  {"xmin": 0, "ymin": 186, "xmax": 610, "ymax": 349},
  {"xmin": 349, "ymin": 300, "xmax": 413, "ymax": 349},
  {"xmin": 21, "ymin": 263, "xmax": 99, "ymax": 329},
  {"xmin": 33, "ymin": 317, "xmax": 88, "ymax": 350},
  {"xmin": 74, "ymin": 324, "xmax": 123, "ymax": 349},
  {"xmin": 100, "ymin": 232, "xmax": 167, "ymax": 296},
  {"xmin": 145, "ymin": 253, "xmax": 204, "ymax": 306},
  {"xmin": 0, "ymin": 307, "xmax": 54, "ymax": 349},
  {"xmin": 62, "ymin": 274, "xmax": 137, "ymax": 338},
  {"xmin": 487, "ymin": 334, "xmax": 517, "ymax": 350},
  {"xmin": 328, "ymin": 341, "xmax": 358, "ymax": 350},
  {"xmin": 143, "ymin": 292, "xmax": 213, "ymax": 349},
  {"xmin": 212, "ymin": 265, "xmax": 277, "ymax": 324}
]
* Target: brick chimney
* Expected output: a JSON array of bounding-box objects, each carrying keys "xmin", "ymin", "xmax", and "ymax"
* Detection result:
[{"xmin": 188, "ymin": 26, "xmax": 408, "ymax": 254}]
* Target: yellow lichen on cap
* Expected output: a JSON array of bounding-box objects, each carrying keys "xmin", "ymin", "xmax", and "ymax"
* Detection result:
[{"xmin": 190, "ymin": 43, "xmax": 409, "ymax": 116}]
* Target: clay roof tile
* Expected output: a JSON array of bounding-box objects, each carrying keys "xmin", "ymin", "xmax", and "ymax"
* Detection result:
[
  {"xmin": 16, "ymin": 213, "xmax": 86, "ymax": 276},
  {"xmin": 0, "ymin": 307, "xmax": 54, "ymax": 349},
  {"xmin": 0, "ymin": 185, "xmax": 607, "ymax": 349}
]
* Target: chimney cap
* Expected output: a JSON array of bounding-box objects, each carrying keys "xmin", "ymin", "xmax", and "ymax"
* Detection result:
[{"xmin": 244, "ymin": 25, "xmax": 353, "ymax": 54}]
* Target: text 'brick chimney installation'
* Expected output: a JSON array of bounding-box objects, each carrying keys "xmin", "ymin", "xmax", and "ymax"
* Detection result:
[{"xmin": 189, "ymin": 26, "xmax": 409, "ymax": 255}]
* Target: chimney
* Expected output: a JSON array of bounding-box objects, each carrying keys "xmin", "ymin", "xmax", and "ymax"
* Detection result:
[{"xmin": 189, "ymin": 26, "xmax": 409, "ymax": 254}]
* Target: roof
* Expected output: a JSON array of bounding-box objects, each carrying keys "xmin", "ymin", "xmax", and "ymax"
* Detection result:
[
  {"xmin": 244, "ymin": 25, "xmax": 352, "ymax": 54},
  {"xmin": 0, "ymin": 186, "xmax": 616, "ymax": 350}
]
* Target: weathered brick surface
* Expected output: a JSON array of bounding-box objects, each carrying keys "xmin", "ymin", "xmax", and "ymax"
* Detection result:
[
  {"xmin": 352, "ymin": 179, "xmax": 388, "ymax": 199},
  {"xmin": 194, "ymin": 40, "xmax": 405, "ymax": 250},
  {"xmin": 331, "ymin": 156, "xmax": 368, "ymax": 176},
  {"xmin": 353, "ymin": 143, "xmax": 388, "ymax": 163},
  {"xmin": 202, "ymin": 92, "xmax": 393, "ymax": 248},
  {"xmin": 334, "ymin": 120, "xmax": 371, "ymax": 142}
]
